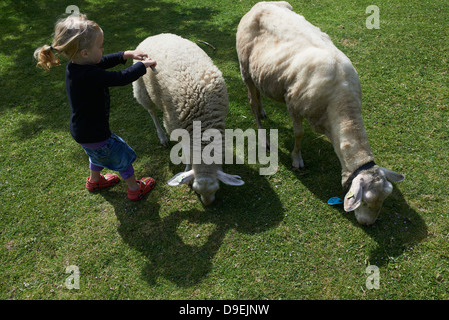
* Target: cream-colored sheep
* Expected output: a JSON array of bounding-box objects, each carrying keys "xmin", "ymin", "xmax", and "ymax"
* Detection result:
[
  {"xmin": 236, "ymin": 2, "xmax": 404, "ymax": 225},
  {"xmin": 133, "ymin": 33, "xmax": 244, "ymax": 205}
]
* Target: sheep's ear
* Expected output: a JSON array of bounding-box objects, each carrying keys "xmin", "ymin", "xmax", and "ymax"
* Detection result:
[
  {"xmin": 380, "ymin": 167, "xmax": 405, "ymax": 182},
  {"xmin": 167, "ymin": 170, "xmax": 195, "ymax": 186},
  {"xmin": 217, "ymin": 170, "xmax": 245, "ymax": 186},
  {"xmin": 344, "ymin": 177, "xmax": 364, "ymax": 212}
]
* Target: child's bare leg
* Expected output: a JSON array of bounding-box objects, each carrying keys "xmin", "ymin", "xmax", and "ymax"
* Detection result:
[
  {"xmin": 90, "ymin": 170, "xmax": 102, "ymax": 183},
  {"xmin": 125, "ymin": 175, "xmax": 139, "ymax": 191}
]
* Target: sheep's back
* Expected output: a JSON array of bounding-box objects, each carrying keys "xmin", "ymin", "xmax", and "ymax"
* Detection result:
[
  {"xmin": 237, "ymin": 2, "xmax": 360, "ymax": 110},
  {"xmin": 135, "ymin": 33, "xmax": 228, "ymax": 134}
]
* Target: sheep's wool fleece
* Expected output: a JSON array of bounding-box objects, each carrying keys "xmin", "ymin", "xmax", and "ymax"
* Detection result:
[
  {"xmin": 237, "ymin": 2, "xmax": 362, "ymax": 135},
  {"xmin": 135, "ymin": 33, "xmax": 228, "ymax": 135}
]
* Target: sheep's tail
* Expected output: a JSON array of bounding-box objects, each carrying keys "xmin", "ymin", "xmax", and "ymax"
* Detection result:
[{"xmin": 34, "ymin": 45, "xmax": 60, "ymax": 71}]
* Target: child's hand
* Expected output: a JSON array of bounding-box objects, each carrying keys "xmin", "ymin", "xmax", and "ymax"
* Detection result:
[
  {"xmin": 124, "ymin": 50, "xmax": 157, "ymax": 73},
  {"xmin": 142, "ymin": 59, "xmax": 157, "ymax": 69},
  {"xmin": 124, "ymin": 50, "xmax": 148, "ymax": 61}
]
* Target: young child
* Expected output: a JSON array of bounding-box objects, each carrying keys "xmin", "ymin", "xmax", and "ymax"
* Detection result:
[{"xmin": 34, "ymin": 14, "xmax": 156, "ymax": 201}]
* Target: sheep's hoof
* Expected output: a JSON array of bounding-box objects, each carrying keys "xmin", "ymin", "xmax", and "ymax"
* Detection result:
[
  {"xmin": 291, "ymin": 155, "xmax": 304, "ymax": 170},
  {"xmin": 160, "ymin": 136, "xmax": 169, "ymax": 147}
]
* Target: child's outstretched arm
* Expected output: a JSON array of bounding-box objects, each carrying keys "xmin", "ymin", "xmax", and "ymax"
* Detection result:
[
  {"xmin": 94, "ymin": 55, "xmax": 156, "ymax": 87},
  {"xmin": 97, "ymin": 50, "xmax": 156, "ymax": 71}
]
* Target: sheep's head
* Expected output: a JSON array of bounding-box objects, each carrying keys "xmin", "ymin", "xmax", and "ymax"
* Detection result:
[
  {"xmin": 167, "ymin": 169, "xmax": 244, "ymax": 205},
  {"xmin": 344, "ymin": 166, "xmax": 404, "ymax": 225},
  {"xmin": 192, "ymin": 175, "xmax": 220, "ymax": 205}
]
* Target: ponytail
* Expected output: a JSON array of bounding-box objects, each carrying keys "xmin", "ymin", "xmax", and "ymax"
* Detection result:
[{"xmin": 34, "ymin": 45, "xmax": 60, "ymax": 71}]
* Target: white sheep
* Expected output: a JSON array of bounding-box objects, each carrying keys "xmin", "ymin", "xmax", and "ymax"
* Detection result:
[
  {"xmin": 236, "ymin": 1, "xmax": 404, "ymax": 225},
  {"xmin": 132, "ymin": 33, "xmax": 244, "ymax": 205}
]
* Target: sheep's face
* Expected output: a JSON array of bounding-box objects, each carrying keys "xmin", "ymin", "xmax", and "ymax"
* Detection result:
[
  {"xmin": 192, "ymin": 176, "xmax": 220, "ymax": 205},
  {"xmin": 167, "ymin": 169, "xmax": 244, "ymax": 205},
  {"xmin": 353, "ymin": 175, "xmax": 393, "ymax": 225},
  {"xmin": 344, "ymin": 167, "xmax": 404, "ymax": 226}
]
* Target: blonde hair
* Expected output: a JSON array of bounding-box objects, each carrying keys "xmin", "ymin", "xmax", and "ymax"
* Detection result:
[{"xmin": 34, "ymin": 14, "xmax": 102, "ymax": 70}]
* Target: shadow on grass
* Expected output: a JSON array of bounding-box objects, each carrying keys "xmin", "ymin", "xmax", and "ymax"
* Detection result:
[
  {"xmin": 0, "ymin": 0, "xmax": 280, "ymax": 287},
  {"xmin": 99, "ymin": 164, "xmax": 285, "ymax": 287},
  {"xmin": 0, "ymin": 0, "xmax": 240, "ymax": 139},
  {"xmin": 264, "ymin": 116, "xmax": 428, "ymax": 267}
]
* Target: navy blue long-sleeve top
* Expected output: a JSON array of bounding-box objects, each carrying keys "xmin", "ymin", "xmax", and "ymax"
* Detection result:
[{"xmin": 65, "ymin": 51, "xmax": 147, "ymax": 143}]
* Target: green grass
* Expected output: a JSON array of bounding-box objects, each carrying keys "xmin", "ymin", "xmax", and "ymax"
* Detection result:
[{"xmin": 1, "ymin": 0, "xmax": 448, "ymax": 300}]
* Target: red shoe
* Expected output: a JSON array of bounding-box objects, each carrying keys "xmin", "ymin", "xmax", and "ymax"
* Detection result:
[
  {"xmin": 127, "ymin": 177, "xmax": 156, "ymax": 201},
  {"xmin": 86, "ymin": 173, "xmax": 120, "ymax": 191}
]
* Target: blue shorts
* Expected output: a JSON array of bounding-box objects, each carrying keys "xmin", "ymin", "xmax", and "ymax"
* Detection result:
[{"xmin": 81, "ymin": 134, "xmax": 137, "ymax": 172}]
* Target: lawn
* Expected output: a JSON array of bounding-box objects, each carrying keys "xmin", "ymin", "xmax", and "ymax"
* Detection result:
[{"xmin": 0, "ymin": 0, "xmax": 448, "ymax": 300}]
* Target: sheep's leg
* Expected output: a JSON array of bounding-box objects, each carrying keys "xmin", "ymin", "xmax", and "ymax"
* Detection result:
[
  {"xmin": 246, "ymin": 79, "xmax": 266, "ymax": 129},
  {"xmin": 244, "ymin": 78, "xmax": 271, "ymax": 151},
  {"xmin": 291, "ymin": 116, "xmax": 305, "ymax": 169},
  {"xmin": 132, "ymin": 79, "xmax": 169, "ymax": 147},
  {"xmin": 147, "ymin": 108, "xmax": 169, "ymax": 147}
]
